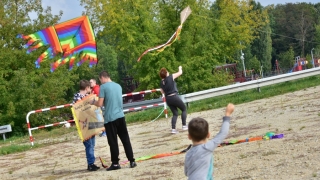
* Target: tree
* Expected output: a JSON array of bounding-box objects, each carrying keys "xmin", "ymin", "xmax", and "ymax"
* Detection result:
[
  {"xmin": 249, "ymin": 0, "xmax": 272, "ymax": 74},
  {"xmin": 96, "ymin": 41, "xmax": 119, "ymax": 83},
  {"xmin": 278, "ymin": 46, "xmax": 295, "ymax": 71},
  {"xmin": 0, "ymin": 0, "xmax": 84, "ymax": 135},
  {"xmin": 270, "ymin": 3, "xmax": 317, "ymax": 57},
  {"xmin": 81, "ymin": 0, "xmax": 267, "ymax": 94}
]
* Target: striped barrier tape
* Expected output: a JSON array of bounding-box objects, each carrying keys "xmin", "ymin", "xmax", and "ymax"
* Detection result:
[
  {"xmin": 26, "ymin": 89, "xmax": 168, "ymax": 146},
  {"xmin": 123, "ymin": 103, "xmax": 165, "ymax": 112},
  {"xmin": 122, "ymin": 89, "xmax": 161, "ymax": 97}
]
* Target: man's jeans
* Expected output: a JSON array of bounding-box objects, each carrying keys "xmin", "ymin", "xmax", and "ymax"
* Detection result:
[{"xmin": 83, "ymin": 136, "xmax": 95, "ymax": 165}]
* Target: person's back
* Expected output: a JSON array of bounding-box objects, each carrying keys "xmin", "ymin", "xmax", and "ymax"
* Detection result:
[
  {"xmin": 91, "ymin": 71, "xmax": 137, "ymax": 171},
  {"xmin": 99, "ymin": 81, "xmax": 124, "ymax": 123},
  {"xmin": 184, "ymin": 104, "xmax": 234, "ymax": 180}
]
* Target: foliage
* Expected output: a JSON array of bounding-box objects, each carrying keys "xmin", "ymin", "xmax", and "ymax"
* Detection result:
[
  {"xmin": 246, "ymin": 56, "xmax": 261, "ymax": 74},
  {"xmin": 270, "ymin": 3, "xmax": 318, "ymax": 58},
  {"xmin": 1, "ymin": 0, "xmax": 320, "ymax": 136},
  {"xmin": 278, "ymin": 46, "xmax": 295, "ymax": 70},
  {"xmin": 127, "ymin": 74, "xmax": 320, "ymax": 123},
  {"xmin": 95, "ymin": 41, "xmax": 119, "ymax": 83},
  {"xmin": 0, "ymin": 0, "xmax": 103, "ymax": 135},
  {"xmin": 80, "ymin": 0, "xmax": 267, "ymax": 95}
]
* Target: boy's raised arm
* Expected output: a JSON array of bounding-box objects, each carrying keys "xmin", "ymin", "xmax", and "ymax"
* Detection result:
[{"xmin": 207, "ymin": 103, "xmax": 234, "ymax": 150}]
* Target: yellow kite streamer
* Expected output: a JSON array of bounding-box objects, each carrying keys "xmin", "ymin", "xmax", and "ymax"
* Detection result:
[{"xmin": 137, "ymin": 6, "xmax": 192, "ymax": 62}]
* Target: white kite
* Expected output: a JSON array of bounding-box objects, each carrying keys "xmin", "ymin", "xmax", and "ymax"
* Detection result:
[{"xmin": 137, "ymin": 6, "xmax": 192, "ymax": 62}]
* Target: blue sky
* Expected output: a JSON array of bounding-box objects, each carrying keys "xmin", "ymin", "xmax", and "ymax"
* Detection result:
[{"xmin": 34, "ymin": 0, "xmax": 319, "ymax": 22}]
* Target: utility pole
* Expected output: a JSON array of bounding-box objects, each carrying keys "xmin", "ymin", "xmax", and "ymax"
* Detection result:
[
  {"xmin": 311, "ymin": 48, "xmax": 315, "ymax": 68},
  {"xmin": 240, "ymin": 50, "xmax": 246, "ymax": 77},
  {"xmin": 240, "ymin": 42, "xmax": 246, "ymax": 77}
]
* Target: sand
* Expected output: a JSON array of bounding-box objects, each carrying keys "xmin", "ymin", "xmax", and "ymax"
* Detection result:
[{"xmin": 1, "ymin": 86, "xmax": 320, "ymax": 180}]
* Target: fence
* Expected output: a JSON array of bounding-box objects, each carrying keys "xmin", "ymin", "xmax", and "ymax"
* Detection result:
[
  {"xmin": 122, "ymin": 89, "xmax": 168, "ymax": 118},
  {"xmin": 26, "ymin": 104, "xmax": 73, "ymax": 146},
  {"xmin": 26, "ymin": 88, "xmax": 167, "ymax": 146}
]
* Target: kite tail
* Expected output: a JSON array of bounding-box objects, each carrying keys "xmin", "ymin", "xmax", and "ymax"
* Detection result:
[
  {"xmin": 121, "ymin": 144, "xmax": 191, "ymax": 164},
  {"xmin": 51, "ymin": 56, "xmax": 72, "ymax": 72},
  {"xmin": 60, "ymin": 56, "xmax": 70, "ymax": 66},
  {"xmin": 99, "ymin": 157, "xmax": 109, "ymax": 168},
  {"xmin": 50, "ymin": 59, "xmax": 62, "ymax": 72},
  {"xmin": 77, "ymin": 54, "xmax": 89, "ymax": 67},
  {"xmin": 180, "ymin": 144, "xmax": 192, "ymax": 153},
  {"xmin": 69, "ymin": 56, "xmax": 76, "ymax": 70},
  {"xmin": 35, "ymin": 48, "xmax": 51, "ymax": 68},
  {"xmin": 156, "ymin": 25, "xmax": 182, "ymax": 53},
  {"xmin": 89, "ymin": 57, "xmax": 98, "ymax": 68},
  {"xmin": 137, "ymin": 25, "xmax": 182, "ymax": 62},
  {"xmin": 17, "ymin": 34, "xmax": 42, "ymax": 54}
]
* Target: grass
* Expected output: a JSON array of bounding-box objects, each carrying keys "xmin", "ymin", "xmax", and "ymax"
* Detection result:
[
  {"xmin": 2, "ymin": 75, "xmax": 320, "ymax": 156},
  {"xmin": 126, "ymin": 75, "xmax": 320, "ymax": 123},
  {"xmin": 0, "ymin": 126, "xmax": 78, "ymax": 155}
]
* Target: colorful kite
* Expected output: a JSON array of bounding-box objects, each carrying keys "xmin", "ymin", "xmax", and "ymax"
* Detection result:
[
  {"xmin": 71, "ymin": 94, "xmax": 104, "ymax": 141},
  {"xmin": 219, "ymin": 132, "xmax": 284, "ymax": 146},
  {"xmin": 17, "ymin": 16, "xmax": 97, "ymax": 72},
  {"xmin": 99, "ymin": 132, "xmax": 283, "ymax": 168},
  {"xmin": 137, "ymin": 6, "xmax": 192, "ymax": 62},
  {"xmin": 99, "ymin": 145, "xmax": 192, "ymax": 168}
]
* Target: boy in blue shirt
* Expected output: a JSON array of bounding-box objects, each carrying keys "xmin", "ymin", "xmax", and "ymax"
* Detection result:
[{"xmin": 73, "ymin": 80, "xmax": 100, "ymax": 171}]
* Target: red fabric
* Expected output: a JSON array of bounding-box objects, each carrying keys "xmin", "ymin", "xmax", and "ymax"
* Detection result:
[{"xmin": 92, "ymin": 85, "xmax": 100, "ymax": 95}]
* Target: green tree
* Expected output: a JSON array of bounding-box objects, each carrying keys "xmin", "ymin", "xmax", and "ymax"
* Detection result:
[
  {"xmin": 0, "ymin": 0, "xmax": 84, "ymax": 135},
  {"xmin": 96, "ymin": 41, "xmax": 119, "ymax": 83},
  {"xmin": 278, "ymin": 46, "xmax": 295, "ymax": 70},
  {"xmin": 250, "ymin": 0, "xmax": 272, "ymax": 74},
  {"xmin": 270, "ymin": 3, "xmax": 317, "ymax": 57},
  {"xmin": 81, "ymin": 0, "xmax": 266, "ymax": 94}
]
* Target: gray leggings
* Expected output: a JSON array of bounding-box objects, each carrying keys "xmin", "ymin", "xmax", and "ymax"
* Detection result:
[{"xmin": 166, "ymin": 95, "xmax": 187, "ymax": 129}]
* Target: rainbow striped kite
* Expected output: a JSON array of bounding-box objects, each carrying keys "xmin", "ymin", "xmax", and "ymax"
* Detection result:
[{"xmin": 17, "ymin": 16, "xmax": 97, "ymax": 72}]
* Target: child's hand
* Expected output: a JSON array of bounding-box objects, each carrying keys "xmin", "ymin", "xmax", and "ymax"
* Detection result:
[{"xmin": 225, "ymin": 103, "xmax": 234, "ymax": 117}]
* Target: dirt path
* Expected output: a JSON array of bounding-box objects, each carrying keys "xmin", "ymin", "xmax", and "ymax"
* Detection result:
[{"xmin": 1, "ymin": 86, "xmax": 320, "ymax": 180}]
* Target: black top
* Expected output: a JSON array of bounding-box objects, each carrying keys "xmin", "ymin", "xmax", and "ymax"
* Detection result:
[{"xmin": 160, "ymin": 75, "xmax": 178, "ymax": 96}]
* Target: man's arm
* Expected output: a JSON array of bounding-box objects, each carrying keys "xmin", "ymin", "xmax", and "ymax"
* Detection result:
[{"xmin": 91, "ymin": 97, "xmax": 104, "ymax": 107}]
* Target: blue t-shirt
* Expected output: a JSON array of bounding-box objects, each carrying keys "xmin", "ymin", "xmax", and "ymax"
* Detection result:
[{"xmin": 99, "ymin": 82, "xmax": 124, "ymax": 123}]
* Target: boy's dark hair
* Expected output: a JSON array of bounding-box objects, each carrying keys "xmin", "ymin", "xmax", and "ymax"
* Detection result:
[
  {"xmin": 99, "ymin": 71, "xmax": 110, "ymax": 78},
  {"xmin": 188, "ymin": 117, "xmax": 209, "ymax": 142},
  {"xmin": 79, "ymin": 80, "xmax": 90, "ymax": 90}
]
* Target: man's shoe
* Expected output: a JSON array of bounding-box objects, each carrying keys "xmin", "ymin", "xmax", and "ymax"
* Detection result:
[
  {"xmin": 130, "ymin": 161, "xmax": 137, "ymax": 168},
  {"xmin": 182, "ymin": 125, "xmax": 188, "ymax": 131},
  {"xmin": 87, "ymin": 164, "xmax": 100, "ymax": 171},
  {"xmin": 106, "ymin": 164, "xmax": 121, "ymax": 171}
]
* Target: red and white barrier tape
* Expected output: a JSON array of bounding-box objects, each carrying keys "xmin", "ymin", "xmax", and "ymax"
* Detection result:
[
  {"xmin": 27, "ymin": 89, "xmax": 168, "ymax": 146},
  {"xmin": 30, "ymin": 120, "xmax": 74, "ymax": 131},
  {"xmin": 122, "ymin": 89, "xmax": 161, "ymax": 97},
  {"xmin": 123, "ymin": 103, "xmax": 165, "ymax": 112}
]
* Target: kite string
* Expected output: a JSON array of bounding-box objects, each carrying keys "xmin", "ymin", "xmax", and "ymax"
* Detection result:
[{"xmin": 150, "ymin": 109, "xmax": 165, "ymax": 123}]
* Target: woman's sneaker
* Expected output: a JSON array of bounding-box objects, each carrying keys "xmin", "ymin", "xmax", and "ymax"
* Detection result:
[
  {"xmin": 182, "ymin": 125, "xmax": 188, "ymax": 131},
  {"xmin": 171, "ymin": 129, "xmax": 179, "ymax": 134}
]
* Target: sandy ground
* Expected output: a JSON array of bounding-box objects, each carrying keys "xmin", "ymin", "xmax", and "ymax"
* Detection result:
[{"xmin": 1, "ymin": 86, "xmax": 320, "ymax": 180}]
